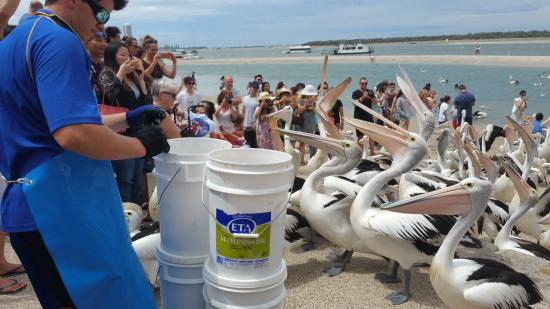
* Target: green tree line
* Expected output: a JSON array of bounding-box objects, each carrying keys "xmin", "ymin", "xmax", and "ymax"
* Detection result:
[{"xmin": 304, "ymin": 30, "xmax": 550, "ymax": 46}]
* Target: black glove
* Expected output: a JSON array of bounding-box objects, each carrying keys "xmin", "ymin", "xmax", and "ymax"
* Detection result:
[
  {"xmin": 142, "ymin": 108, "xmax": 167, "ymax": 126},
  {"xmin": 135, "ymin": 126, "xmax": 170, "ymax": 157}
]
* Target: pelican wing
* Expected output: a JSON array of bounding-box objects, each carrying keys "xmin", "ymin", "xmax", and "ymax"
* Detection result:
[
  {"xmin": 485, "ymin": 198, "xmax": 510, "ymax": 224},
  {"xmin": 463, "ymin": 258, "xmax": 543, "ymax": 308},
  {"xmin": 323, "ymin": 176, "xmax": 362, "ymax": 198},
  {"xmin": 360, "ymin": 211, "xmax": 456, "ymax": 241}
]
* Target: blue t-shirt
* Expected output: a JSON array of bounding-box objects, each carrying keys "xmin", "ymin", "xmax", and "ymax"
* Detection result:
[
  {"xmin": 454, "ymin": 91, "xmax": 476, "ymax": 123},
  {"xmin": 532, "ymin": 120, "xmax": 543, "ymax": 134},
  {"xmin": 0, "ymin": 11, "xmax": 102, "ymax": 232}
]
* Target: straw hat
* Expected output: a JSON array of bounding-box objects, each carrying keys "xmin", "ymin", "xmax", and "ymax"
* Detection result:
[
  {"xmin": 299, "ymin": 84, "xmax": 318, "ymax": 96},
  {"xmin": 258, "ymin": 92, "xmax": 275, "ymax": 101},
  {"xmin": 276, "ymin": 87, "xmax": 291, "ymax": 98}
]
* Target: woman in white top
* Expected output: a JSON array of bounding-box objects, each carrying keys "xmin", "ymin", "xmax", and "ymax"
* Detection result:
[
  {"xmin": 438, "ymin": 95, "xmax": 451, "ymax": 124},
  {"xmin": 511, "ymin": 90, "xmax": 528, "ymax": 124},
  {"xmin": 214, "ymin": 89, "xmax": 239, "ymax": 145},
  {"xmin": 176, "ymin": 76, "xmax": 202, "ymax": 112}
]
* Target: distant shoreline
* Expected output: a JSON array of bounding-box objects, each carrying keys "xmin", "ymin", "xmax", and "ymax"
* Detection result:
[{"xmin": 177, "ymin": 55, "xmax": 550, "ymax": 68}]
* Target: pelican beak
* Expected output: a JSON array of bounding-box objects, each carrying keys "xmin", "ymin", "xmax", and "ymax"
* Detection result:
[
  {"xmin": 381, "ymin": 182, "xmax": 473, "ymax": 216},
  {"xmin": 267, "ymin": 106, "xmax": 292, "ymax": 123},
  {"xmin": 463, "ymin": 140, "xmax": 481, "ymax": 177},
  {"xmin": 347, "ymin": 97, "xmax": 407, "ymax": 134},
  {"xmin": 504, "ymin": 125, "xmax": 515, "ymax": 150},
  {"xmin": 506, "ymin": 116, "xmax": 535, "ymax": 159},
  {"xmin": 475, "ymin": 150, "xmax": 498, "ymax": 182},
  {"xmin": 396, "ymin": 68, "xmax": 431, "ymax": 128},
  {"xmin": 502, "ymin": 161, "xmax": 533, "ymax": 204},
  {"xmin": 318, "ymin": 77, "xmax": 352, "ymax": 113},
  {"xmin": 315, "ymin": 109, "xmax": 342, "ymax": 140},
  {"xmin": 278, "ymin": 128, "xmax": 346, "ymax": 156},
  {"xmin": 344, "ymin": 117, "xmax": 410, "ymax": 158}
]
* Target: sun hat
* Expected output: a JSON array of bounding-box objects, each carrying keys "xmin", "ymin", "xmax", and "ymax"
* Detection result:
[
  {"xmin": 298, "ymin": 84, "xmax": 318, "ymax": 96},
  {"xmin": 276, "ymin": 87, "xmax": 291, "ymax": 98},
  {"xmin": 258, "ymin": 92, "xmax": 275, "ymax": 101}
]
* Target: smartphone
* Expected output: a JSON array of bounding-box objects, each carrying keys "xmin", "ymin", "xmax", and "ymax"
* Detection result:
[{"xmin": 299, "ymin": 99, "xmax": 305, "ymax": 106}]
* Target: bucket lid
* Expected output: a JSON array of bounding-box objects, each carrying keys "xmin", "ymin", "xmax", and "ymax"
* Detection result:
[
  {"xmin": 155, "ymin": 138, "xmax": 231, "ymax": 163},
  {"xmin": 208, "ymin": 149, "xmax": 292, "ymax": 173},
  {"xmin": 156, "ymin": 245, "xmax": 207, "ymax": 266},
  {"xmin": 203, "ymin": 258, "xmax": 287, "ymax": 289}
]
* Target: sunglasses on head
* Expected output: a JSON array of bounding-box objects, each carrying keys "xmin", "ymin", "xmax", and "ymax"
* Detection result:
[
  {"xmin": 94, "ymin": 32, "xmax": 106, "ymax": 39},
  {"xmin": 83, "ymin": 0, "xmax": 110, "ymax": 24}
]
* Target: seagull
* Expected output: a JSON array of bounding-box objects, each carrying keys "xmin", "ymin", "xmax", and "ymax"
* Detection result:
[
  {"xmin": 534, "ymin": 82, "xmax": 543, "ymax": 87},
  {"xmin": 420, "ymin": 68, "xmax": 428, "ymax": 73},
  {"xmin": 438, "ymin": 78, "xmax": 449, "ymax": 84},
  {"xmin": 509, "ymin": 73, "xmax": 520, "ymax": 85}
]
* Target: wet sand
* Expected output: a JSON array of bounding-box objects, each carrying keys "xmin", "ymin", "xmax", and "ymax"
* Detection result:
[{"xmin": 177, "ymin": 55, "xmax": 550, "ymax": 68}]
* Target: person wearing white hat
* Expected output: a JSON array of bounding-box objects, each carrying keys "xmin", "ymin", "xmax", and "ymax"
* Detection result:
[
  {"xmin": 296, "ymin": 85, "xmax": 318, "ymax": 164},
  {"xmin": 254, "ymin": 92, "xmax": 277, "ymax": 149}
]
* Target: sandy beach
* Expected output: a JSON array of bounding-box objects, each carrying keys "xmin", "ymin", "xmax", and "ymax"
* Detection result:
[{"xmin": 178, "ymin": 55, "xmax": 550, "ymax": 68}]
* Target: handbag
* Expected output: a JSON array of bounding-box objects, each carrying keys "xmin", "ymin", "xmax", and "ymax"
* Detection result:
[{"xmin": 98, "ymin": 94, "xmax": 128, "ymax": 115}]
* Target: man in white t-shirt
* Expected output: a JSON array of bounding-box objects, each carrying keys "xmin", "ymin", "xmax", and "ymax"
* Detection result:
[
  {"xmin": 511, "ymin": 90, "xmax": 528, "ymax": 124},
  {"xmin": 175, "ymin": 76, "xmax": 202, "ymax": 112},
  {"xmin": 242, "ymin": 81, "xmax": 260, "ymax": 127}
]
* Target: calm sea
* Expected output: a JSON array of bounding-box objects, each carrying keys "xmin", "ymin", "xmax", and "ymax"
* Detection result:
[{"xmin": 173, "ymin": 42, "xmax": 550, "ymax": 126}]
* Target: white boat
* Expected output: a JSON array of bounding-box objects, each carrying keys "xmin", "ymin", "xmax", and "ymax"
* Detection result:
[
  {"xmin": 173, "ymin": 49, "xmax": 202, "ymax": 60},
  {"xmin": 327, "ymin": 43, "xmax": 373, "ymax": 55},
  {"xmin": 282, "ymin": 45, "xmax": 312, "ymax": 54}
]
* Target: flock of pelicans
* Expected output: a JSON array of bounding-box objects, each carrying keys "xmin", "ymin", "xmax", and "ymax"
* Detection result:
[
  {"xmin": 272, "ymin": 58, "xmax": 550, "ymax": 308},
  {"xmin": 125, "ymin": 57, "xmax": 550, "ymax": 308}
]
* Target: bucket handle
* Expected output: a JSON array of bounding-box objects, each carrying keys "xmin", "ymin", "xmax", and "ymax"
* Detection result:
[
  {"xmin": 152, "ymin": 167, "xmax": 182, "ymax": 211},
  {"xmin": 201, "ymin": 168, "xmax": 294, "ymax": 239}
]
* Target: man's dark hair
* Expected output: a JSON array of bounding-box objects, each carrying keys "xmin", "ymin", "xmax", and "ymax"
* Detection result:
[
  {"xmin": 123, "ymin": 36, "xmax": 138, "ymax": 46},
  {"xmin": 105, "ymin": 26, "xmax": 121, "ymax": 41},
  {"xmin": 388, "ymin": 82, "xmax": 395, "ymax": 87},
  {"xmin": 45, "ymin": 0, "xmax": 128, "ymax": 11},
  {"xmin": 536, "ymin": 113, "xmax": 544, "ymax": 121}
]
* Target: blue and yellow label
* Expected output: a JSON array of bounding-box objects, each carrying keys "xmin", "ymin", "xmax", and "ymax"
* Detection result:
[{"xmin": 215, "ymin": 209, "xmax": 271, "ymax": 270}]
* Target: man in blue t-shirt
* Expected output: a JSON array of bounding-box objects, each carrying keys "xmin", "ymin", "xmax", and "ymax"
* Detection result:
[
  {"xmin": 454, "ymin": 84, "xmax": 476, "ymax": 125},
  {"xmin": 0, "ymin": 0, "xmax": 169, "ymax": 307}
]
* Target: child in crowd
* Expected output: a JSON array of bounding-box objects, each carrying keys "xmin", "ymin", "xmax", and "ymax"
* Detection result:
[
  {"xmin": 241, "ymin": 127, "xmax": 258, "ymax": 148},
  {"xmin": 233, "ymin": 113, "xmax": 245, "ymax": 138},
  {"xmin": 532, "ymin": 112, "xmax": 550, "ymax": 134}
]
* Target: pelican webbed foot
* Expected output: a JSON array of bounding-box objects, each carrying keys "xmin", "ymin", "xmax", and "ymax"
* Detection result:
[
  {"xmin": 300, "ymin": 241, "xmax": 316, "ymax": 251},
  {"xmin": 385, "ymin": 292, "xmax": 410, "ymax": 305},
  {"xmin": 374, "ymin": 260, "xmax": 400, "ymax": 283},
  {"xmin": 327, "ymin": 249, "xmax": 351, "ymax": 263},
  {"xmin": 323, "ymin": 250, "xmax": 353, "ymax": 277}
]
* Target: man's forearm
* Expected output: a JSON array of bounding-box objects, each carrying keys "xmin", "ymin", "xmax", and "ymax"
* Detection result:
[
  {"xmin": 54, "ymin": 124, "xmax": 146, "ymax": 160},
  {"xmin": 102, "ymin": 113, "xmax": 129, "ymax": 132}
]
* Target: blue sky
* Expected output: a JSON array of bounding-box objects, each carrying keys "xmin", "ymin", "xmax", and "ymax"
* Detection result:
[{"xmin": 10, "ymin": 0, "xmax": 550, "ymax": 47}]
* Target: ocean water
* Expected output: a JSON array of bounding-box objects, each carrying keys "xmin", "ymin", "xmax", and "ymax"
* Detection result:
[{"xmin": 173, "ymin": 42, "xmax": 550, "ymax": 126}]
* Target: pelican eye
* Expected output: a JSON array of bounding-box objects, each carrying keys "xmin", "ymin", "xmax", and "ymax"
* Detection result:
[
  {"xmin": 409, "ymin": 136, "xmax": 416, "ymax": 142},
  {"xmin": 343, "ymin": 143, "xmax": 351, "ymax": 148},
  {"xmin": 463, "ymin": 182, "xmax": 474, "ymax": 189}
]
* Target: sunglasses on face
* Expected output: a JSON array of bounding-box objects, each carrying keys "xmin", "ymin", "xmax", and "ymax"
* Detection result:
[
  {"xmin": 161, "ymin": 91, "xmax": 177, "ymax": 98},
  {"xmin": 186, "ymin": 82, "xmax": 196, "ymax": 85},
  {"xmin": 83, "ymin": 0, "xmax": 110, "ymax": 24}
]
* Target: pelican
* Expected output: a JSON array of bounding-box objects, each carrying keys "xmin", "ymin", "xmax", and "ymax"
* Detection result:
[
  {"xmin": 268, "ymin": 106, "xmax": 301, "ymax": 175},
  {"xmin": 348, "ymin": 117, "xmax": 456, "ymax": 305},
  {"xmin": 495, "ymin": 162, "xmax": 550, "ymax": 260},
  {"xmin": 382, "ymin": 178, "xmax": 543, "ymax": 309},
  {"xmin": 278, "ymin": 126, "xmax": 371, "ymax": 276},
  {"xmin": 509, "ymin": 73, "xmax": 520, "ymax": 85},
  {"xmin": 439, "ymin": 77, "xmax": 449, "ymax": 84}
]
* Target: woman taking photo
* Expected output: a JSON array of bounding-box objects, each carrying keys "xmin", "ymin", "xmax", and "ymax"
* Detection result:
[
  {"xmin": 141, "ymin": 35, "xmax": 176, "ymax": 80},
  {"xmin": 214, "ymin": 89, "xmax": 240, "ymax": 145},
  {"xmin": 254, "ymin": 92, "xmax": 277, "ymax": 150},
  {"xmin": 98, "ymin": 42, "xmax": 151, "ymax": 204}
]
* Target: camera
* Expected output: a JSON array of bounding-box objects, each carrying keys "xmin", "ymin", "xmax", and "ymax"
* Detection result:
[
  {"xmin": 226, "ymin": 99, "xmax": 232, "ymax": 104},
  {"xmin": 266, "ymin": 99, "xmax": 273, "ymax": 107}
]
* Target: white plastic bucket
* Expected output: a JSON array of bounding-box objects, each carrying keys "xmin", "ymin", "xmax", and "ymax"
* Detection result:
[
  {"xmin": 203, "ymin": 148, "xmax": 292, "ymax": 309},
  {"xmin": 157, "ymin": 246, "xmax": 205, "ymax": 309},
  {"xmin": 153, "ymin": 138, "xmax": 231, "ymax": 258},
  {"xmin": 203, "ymin": 259, "xmax": 287, "ymax": 309}
]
